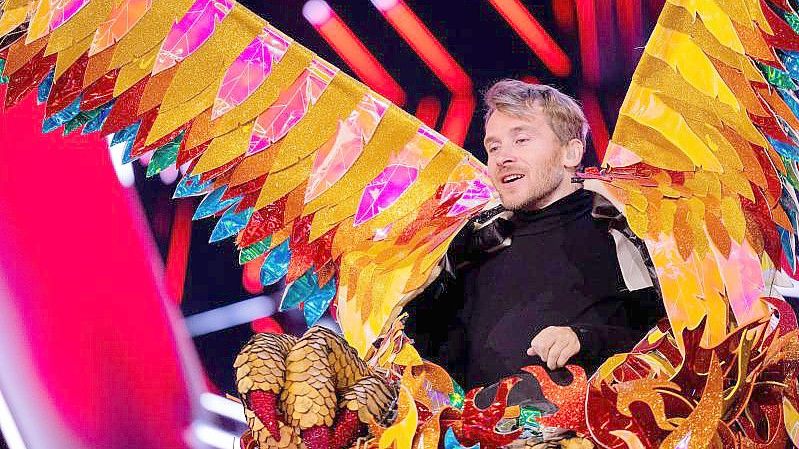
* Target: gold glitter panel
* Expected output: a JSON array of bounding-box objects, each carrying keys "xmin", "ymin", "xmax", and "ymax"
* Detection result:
[
  {"xmin": 612, "ymin": 116, "xmax": 696, "ymax": 172},
  {"xmin": 253, "ymin": 156, "xmax": 314, "ymax": 211},
  {"xmin": 108, "ymin": 0, "xmax": 197, "ymax": 71},
  {"xmin": 146, "ymin": 7, "xmax": 261, "ymax": 145},
  {"xmin": 0, "ymin": 2, "xmax": 30, "ymax": 37},
  {"xmin": 270, "ymin": 73, "xmax": 367, "ymax": 172},
  {"xmin": 229, "ymin": 145, "xmax": 278, "ymax": 186},
  {"xmin": 192, "ymin": 122, "xmax": 255, "ymax": 174},
  {"xmin": 4, "ymin": 35, "xmax": 48, "ymax": 76},
  {"xmin": 137, "ymin": 70, "xmax": 177, "ymax": 114},
  {"xmin": 113, "ymin": 44, "xmax": 159, "ymax": 96},
  {"xmin": 158, "ymin": 5, "xmax": 262, "ymax": 113},
  {"xmin": 147, "ymin": 82, "xmax": 217, "ymax": 145},
  {"xmin": 53, "ymin": 34, "xmax": 93, "ymax": 80},
  {"xmin": 303, "ymin": 105, "xmax": 420, "ymax": 214},
  {"xmin": 83, "ymin": 45, "xmax": 114, "ymax": 87},
  {"xmin": 210, "ymin": 44, "xmax": 314, "ymax": 139},
  {"xmin": 46, "ymin": 0, "xmax": 112, "ymax": 58}
]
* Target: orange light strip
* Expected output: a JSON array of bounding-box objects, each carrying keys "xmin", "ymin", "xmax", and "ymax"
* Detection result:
[
  {"xmin": 371, "ymin": 0, "xmax": 471, "ymax": 92},
  {"xmin": 371, "ymin": 0, "xmax": 474, "ymax": 144},
  {"xmin": 615, "ymin": 0, "xmax": 642, "ymax": 65},
  {"xmin": 303, "ymin": 0, "xmax": 406, "ymax": 106},
  {"xmin": 441, "ymin": 94, "xmax": 476, "ymax": 146},
  {"xmin": 576, "ymin": 0, "xmax": 601, "ymax": 85},
  {"xmin": 551, "ymin": 0, "xmax": 576, "ymax": 33},
  {"xmin": 414, "ymin": 96, "xmax": 442, "ymax": 128},
  {"xmin": 579, "ymin": 89, "xmax": 609, "ymax": 162},
  {"xmin": 165, "ymin": 199, "xmax": 194, "ymax": 304},
  {"xmin": 487, "ymin": 0, "xmax": 572, "ymax": 77}
]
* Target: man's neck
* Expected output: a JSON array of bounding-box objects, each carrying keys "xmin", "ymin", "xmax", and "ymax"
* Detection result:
[{"xmin": 523, "ymin": 182, "xmax": 581, "ymax": 212}]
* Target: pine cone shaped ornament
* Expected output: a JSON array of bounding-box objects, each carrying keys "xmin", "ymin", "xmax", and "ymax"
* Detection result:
[{"xmin": 235, "ymin": 327, "xmax": 398, "ymax": 449}]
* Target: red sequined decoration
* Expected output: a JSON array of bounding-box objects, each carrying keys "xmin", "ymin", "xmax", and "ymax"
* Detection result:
[
  {"xmin": 521, "ymin": 365, "xmax": 589, "ymax": 435},
  {"xmin": 458, "ymin": 377, "xmax": 522, "ymax": 449},
  {"xmin": 302, "ymin": 425, "xmax": 331, "ymax": 449},
  {"xmin": 239, "ymin": 430, "xmax": 256, "ymax": 449},
  {"xmin": 223, "ymin": 174, "xmax": 268, "ymax": 201},
  {"xmin": 331, "ymin": 409, "xmax": 362, "ymax": 449},
  {"xmin": 763, "ymin": 2, "xmax": 799, "ymax": 50},
  {"xmin": 238, "ymin": 196, "xmax": 288, "ymax": 248},
  {"xmin": 45, "ymin": 53, "xmax": 88, "ymax": 115},
  {"xmin": 198, "ymin": 154, "xmax": 244, "ymax": 183},
  {"xmin": 5, "ymin": 50, "xmax": 55, "ymax": 108},
  {"xmin": 248, "ymin": 390, "xmax": 282, "ymax": 442},
  {"xmin": 176, "ymin": 139, "xmax": 210, "ymax": 167},
  {"xmin": 286, "ymin": 214, "xmax": 315, "ymax": 284},
  {"xmin": 80, "ymin": 69, "xmax": 118, "ymax": 111},
  {"xmin": 100, "ymin": 76, "xmax": 148, "ymax": 134}
]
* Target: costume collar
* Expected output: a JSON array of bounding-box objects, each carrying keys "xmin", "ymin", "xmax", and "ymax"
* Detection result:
[{"xmin": 511, "ymin": 188, "xmax": 593, "ymax": 235}]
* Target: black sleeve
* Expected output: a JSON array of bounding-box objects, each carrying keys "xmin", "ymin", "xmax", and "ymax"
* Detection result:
[
  {"xmin": 403, "ymin": 266, "xmax": 460, "ymax": 363},
  {"xmin": 403, "ymin": 210, "xmax": 515, "ymax": 384},
  {"xmin": 404, "ymin": 221, "xmax": 471, "ymax": 362},
  {"xmin": 570, "ymin": 286, "xmax": 665, "ymax": 366}
]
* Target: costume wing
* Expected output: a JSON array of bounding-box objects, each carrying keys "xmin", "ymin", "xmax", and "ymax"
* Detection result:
[
  {"xmin": 585, "ymin": 0, "xmax": 799, "ymax": 347},
  {"xmin": 577, "ymin": 1, "xmax": 799, "ymax": 446},
  {"xmin": 0, "ymin": 0, "xmax": 497, "ymax": 355}
]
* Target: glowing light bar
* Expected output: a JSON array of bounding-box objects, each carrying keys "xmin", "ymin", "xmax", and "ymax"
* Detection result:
[
  {"xmin": 370, "ymin": 0, "xmax": 474, "ymax": 144},
  {"xmin": 487, "ymin": 0, "xmax": 572, "ymax": 77},
  {"xmin": 414, "ymin": 96, "xmax": 441, "ymax": 128},
  {"xmin": 648, "ymin": 0, "xmax": 665, "ymax": 20},
  {"xmin": 615, "ymin": 0, "xmax": 642, "ymax": 64},
  {"xmin": 441, "ymin": 94, "xmax": 476, "ymax": 146},
  {"xmin": 304, "ymin": 0, "xmax": 406, "ymax": 106},
  {"xmin": 191, "ymin": 422, "xmax": 239, "ymax": 449},
  {"xmin": 370, "ymin": 0, "xmax": 471, "ymax": 92},
  {"xmin": 521, "ymin": 75, "xmax": 541, "ymax": 85},
  {"xmin": 165, "ymin": 199, "xmax": 193, "ymax": 304},
  {"xmin": 107, "ymin": 136, "xmax": 135, "ymax": 187},
  {"xmin": 200, "ymin": 393, "xmax": 246, "ymax": 423},
  {"xmin": 158, "ymin": 164, "xmax": 179, "ymax": 185},
  {"xmin": 579, "ymin": 89, "xmax": 609, "ymax": 161},
  {"xmin": 184, "ymin": 295, "xmax": 276, "ymax": 336},
  {"xmin": 576, "ymin": 0, "xmax": 601, "ymax": 85},
  {"xmin": 551, "ymin": 0, "xmax": 576, "ymax": 33}
]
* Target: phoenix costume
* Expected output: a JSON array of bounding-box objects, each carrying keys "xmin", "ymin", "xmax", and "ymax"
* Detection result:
[{"xmin": 1, "ymin": 0, "xmax": 798, "ymax": 447}]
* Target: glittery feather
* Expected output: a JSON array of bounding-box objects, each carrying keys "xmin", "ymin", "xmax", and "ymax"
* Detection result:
[
  {"xmin": 209, "ymin": 205, "xmax": 252, "ymax": 243},
  {"xmin": 211, "ymin": 25, "xmax": 290, "ymax": 120},
  {"xmin": 260, "ymin": 239, "xmax": 290, "ymax": 286},
  {"xmin": 151, "ymin": 0, "xmax": 234, "ymax": 75},
  {"xmin": 89, "ymin": 0, "xmax": 153, "ymax": 57},
  {"xmin": 247, "ymin": 59, "xmax": 335, "ymax": 156}
]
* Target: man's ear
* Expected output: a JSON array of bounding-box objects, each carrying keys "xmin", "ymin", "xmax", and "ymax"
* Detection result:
[{"xmin": 563, "ymin": 138, "xmax": 584, "ymax": 169}]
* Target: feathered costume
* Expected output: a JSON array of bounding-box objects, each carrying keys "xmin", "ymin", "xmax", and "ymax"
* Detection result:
[{"xmin": 1, "ymin": 0, "xmax": 798, "ymax": 447}]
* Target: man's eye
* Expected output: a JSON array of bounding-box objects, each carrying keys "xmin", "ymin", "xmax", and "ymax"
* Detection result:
[
  {"xmin": 487, "ymin": 146, "xmax": 499, "ymax": 153},
  {"xmin": 515, "ymin": 138, "xmax": 529, "ymax": 145}
]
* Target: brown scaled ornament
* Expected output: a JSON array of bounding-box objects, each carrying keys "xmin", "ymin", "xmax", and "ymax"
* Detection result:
[{"xmin": 235, "ymin": 327, "xmax": 398, "ymax": 449}]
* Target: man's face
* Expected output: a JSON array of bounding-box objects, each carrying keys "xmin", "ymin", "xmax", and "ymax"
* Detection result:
[{"xmin": 484, "ymin": 107, "xmax": 571, "ymax": 211}]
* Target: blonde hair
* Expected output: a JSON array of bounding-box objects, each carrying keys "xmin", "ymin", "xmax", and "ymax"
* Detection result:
[{"xmin": 483, "ymin": 79, "xmax": 589, "ymax": 145}]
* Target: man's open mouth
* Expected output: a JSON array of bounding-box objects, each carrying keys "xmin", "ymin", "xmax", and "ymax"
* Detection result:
[{"xmin": 501, "ymin": 174, "xmax": 524, "ymax": 184}]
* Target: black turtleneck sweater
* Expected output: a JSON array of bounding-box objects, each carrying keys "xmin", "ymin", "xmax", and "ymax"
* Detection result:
[{"xmin": 406, "ymin": 188, "xmax": 661, "ymax": 389}]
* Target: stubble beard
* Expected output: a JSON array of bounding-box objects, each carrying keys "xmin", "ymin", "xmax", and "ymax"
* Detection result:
[{"xmin": 501, "ymin": 165, "xmax": 565, "ymax": 212}]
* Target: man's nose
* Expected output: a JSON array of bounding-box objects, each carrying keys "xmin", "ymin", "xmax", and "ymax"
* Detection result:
[{"xmin": 494, "ymin": 149, "xmax": 515, "ymax": 166}]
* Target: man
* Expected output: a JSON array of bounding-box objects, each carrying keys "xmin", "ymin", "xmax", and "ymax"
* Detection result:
[{"xmin": 406, "ymin": 80, "xmax": 662, "ymax": 389}]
